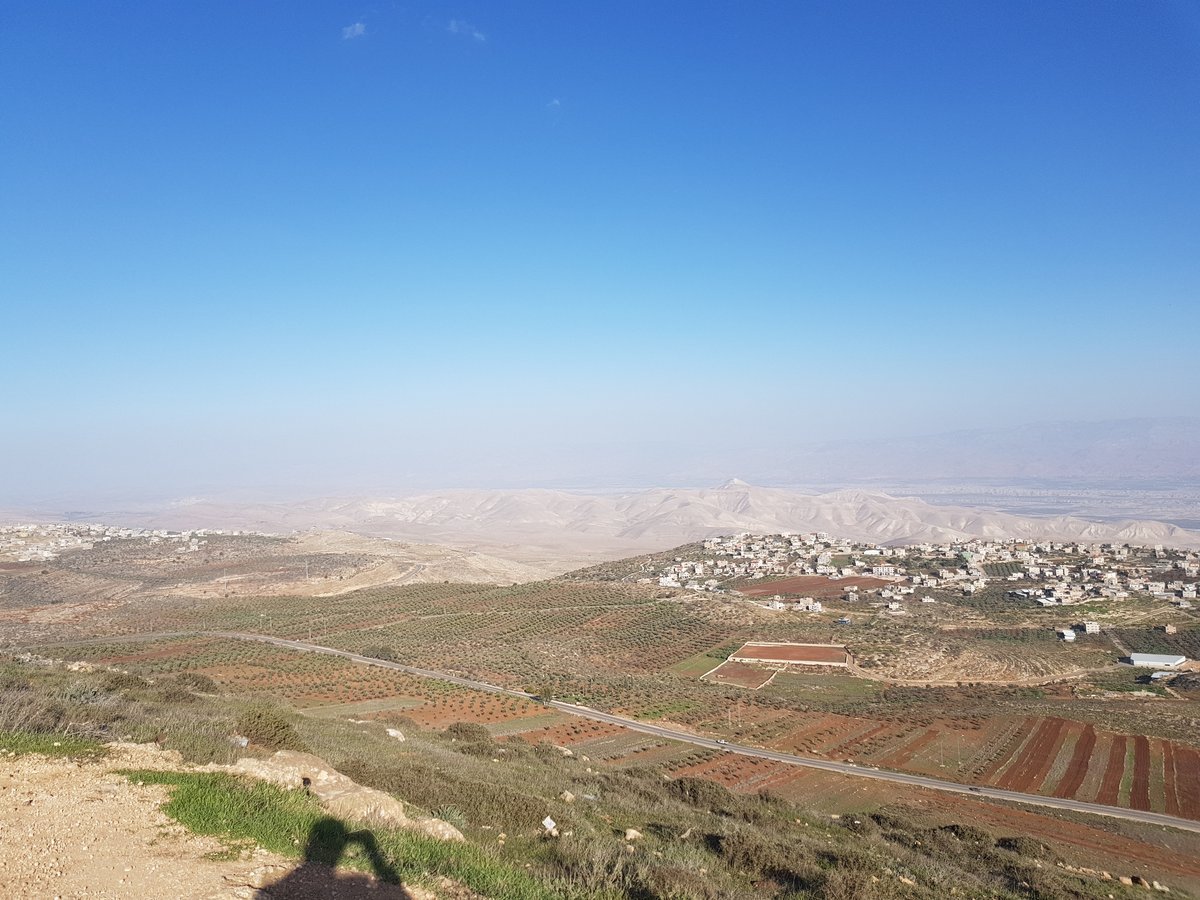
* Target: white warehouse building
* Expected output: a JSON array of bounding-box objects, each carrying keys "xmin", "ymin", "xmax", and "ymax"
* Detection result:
[{"xmin": 1129, "ymin": 653, "xmax": 1188, "ymax": 668}]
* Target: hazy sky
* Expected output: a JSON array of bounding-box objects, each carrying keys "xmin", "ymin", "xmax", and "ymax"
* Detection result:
[{"xmin": 3, "ymin": 2, "xmax": 1198, "ymax": 499}]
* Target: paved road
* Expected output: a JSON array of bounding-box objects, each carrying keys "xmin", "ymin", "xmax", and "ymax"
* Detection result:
[{"xmin": 210, "ymin": 631, "xmax": 1200, "ymax": 836}]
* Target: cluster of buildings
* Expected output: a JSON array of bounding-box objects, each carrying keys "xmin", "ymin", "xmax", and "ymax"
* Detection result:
[
  {"xmin": 992, "ymin": 545, "xmax": 1197, "ymax": 609},
  {"xmin": 633, "ymin": 533, "xmax": 1198, "ymax": 621},
  {"xmin": 0, "ymin": 523, "xmax": 257, "ymax": 563},
  {"xmin": 644, "ymin": 532, "xmax": 908, "ymax": 591},
  {"xmin": 629, "ymin": 532, "xmax": 1198, "ymax": 678},
  {"xmin": 1055, "ymin": 621, "xmax": 1101, "ymax": 641}
]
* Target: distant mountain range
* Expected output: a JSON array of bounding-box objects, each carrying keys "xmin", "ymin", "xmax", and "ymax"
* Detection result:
[
  {"xmin": 698, "ymin": 418, "xmax": 1200, "ymax": 485},
  {"xmin": 18, "ymin": 480, "xmax": 1197, "ymax": 571}
]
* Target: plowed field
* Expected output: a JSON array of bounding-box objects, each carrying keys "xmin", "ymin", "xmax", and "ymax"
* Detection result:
[{"xmin": 731, "ymin": 642, "xmax": 848, "ymax": 664}]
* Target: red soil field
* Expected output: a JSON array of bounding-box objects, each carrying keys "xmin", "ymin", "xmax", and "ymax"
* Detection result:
[
  {"xmin": 770, "ymin": 714, "xmax": 852, "ymax": 754},
  {"xmin": 977, "ymin": 718, "xmax": 1036, "ymax": 783},
  {"xmin": 933, "ymin": 794, "xmax": 1200, "ymax": 880},
  {"xmin": 1176, "ymin": 746, "xmax": 1200, "ymax": 820},
  {"xmin": 752, "ymin": 766, "xmax": 809, "ymax": 795},
  {"xmin": 880, "ymin": 728, "xmax": 940, "ymax": 768},
  {"xmin": 738, "ymin": 575, "xmax": 890, "ymax": 598},
  {"xmin": 997, "ymin": 717, "xmax": 1069, "ymax": 792},
  {"xmin": 1096, "ymin": 736, "xmax": 1127, "ymax": 806},
  {"xmin": 1131, "ymin": 735, "xmax": 1152, "ymax": 811},
  {"xmin": 515, "ymin": 720, "xmax": 627, "ymax": 748},
  {"xmin": 809, "ymin": 720, "xmax": 882, "ymax": 757},
  {"xmin": 102, "ymin": 643, "xmax": 216, "ymax": 664},
  {"xmin": 671, "ymin": 754, "xmax": 792, "ymax": 792},
  {"xmin": 703, "ymin": 661, "xmax": 775, "ymax": 689},
  {"xmin": 828, "ymin": 722, "xmax": 894, "ymax": 758},
  {"xmin": 1052, "ymin": 723, "xmax": 1096, "ymax": 799},
  {"xmin": 768, "ymin": 720, "xmax": 844, "ymax": 753},
  {"xmin": 731, "ymin": 642, "xmax": 848, "ymax": 664}
]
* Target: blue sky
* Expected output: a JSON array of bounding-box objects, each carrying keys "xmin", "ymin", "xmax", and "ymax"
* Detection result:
[{"xmin": 2, "ymin": 1, "xmax": 1198, "ymax": 498}]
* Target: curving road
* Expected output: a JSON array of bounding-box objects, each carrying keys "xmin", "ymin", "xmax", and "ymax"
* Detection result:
[{"xmin": 209, "ymin": 631, "xmax": 1200, "ymax": 836}]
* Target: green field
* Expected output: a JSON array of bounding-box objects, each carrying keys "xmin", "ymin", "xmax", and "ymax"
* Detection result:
[{"xmin": 763, "ymin": 671, "xmax": 882, "ymax": 704}]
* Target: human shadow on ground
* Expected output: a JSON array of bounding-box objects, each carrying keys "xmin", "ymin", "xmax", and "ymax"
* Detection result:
[{"xmin": 254, "ymin": 816, "xmax": 413, "ymax": 898}]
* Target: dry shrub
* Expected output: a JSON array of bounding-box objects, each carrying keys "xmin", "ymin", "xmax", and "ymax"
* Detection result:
[
  {"xmin": 174, "ymin": 672, "xmax": 219, "ymax": 693},
  {"xmin": 236, "ymin": 703, "xmax": 307, "ymax": 751}
]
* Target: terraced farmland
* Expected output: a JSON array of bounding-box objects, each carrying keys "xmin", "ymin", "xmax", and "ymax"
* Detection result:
[{"xmin": 32, "ymin": 574, "xmax": 1200, "ymax": 824}]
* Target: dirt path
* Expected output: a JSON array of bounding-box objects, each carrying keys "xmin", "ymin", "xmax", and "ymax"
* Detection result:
[{"xmin": 0, "ymin": 745, "xmax": 415, "ymax": 899}]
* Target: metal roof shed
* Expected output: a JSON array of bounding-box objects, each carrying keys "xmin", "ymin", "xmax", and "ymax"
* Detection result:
[{"xmin": 1129, "ymin": 653, "xmax": 1187, "ymax": 668}]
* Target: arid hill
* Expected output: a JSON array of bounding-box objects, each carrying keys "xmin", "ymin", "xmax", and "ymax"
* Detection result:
[{"xmin": 39, "ymin": 482, "xmax": 1200, "ymax": 573}]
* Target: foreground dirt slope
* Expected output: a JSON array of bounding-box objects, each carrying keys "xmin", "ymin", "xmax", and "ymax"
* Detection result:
[{"xmin": 0, "ymin": 744, "xmax": 416, "ymax": 899}]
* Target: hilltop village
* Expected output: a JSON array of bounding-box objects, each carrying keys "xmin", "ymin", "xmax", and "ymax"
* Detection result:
[
  {"xmin": 642, "ymin": 532, "xmax": 1199, "ymax": 610},
  {"xmin": 0, "ymin": 523, "xmax": 263, "ymax": 563}
]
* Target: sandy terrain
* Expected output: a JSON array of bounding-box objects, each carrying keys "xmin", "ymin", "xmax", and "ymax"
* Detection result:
[{"xmin": 0, "ymin": 744, "xmax": 450, "ymax": 899}]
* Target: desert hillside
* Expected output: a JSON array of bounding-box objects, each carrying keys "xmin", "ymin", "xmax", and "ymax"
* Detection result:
[{"xmin": 51, "ymin": 482, "xmax": 1200, "ymax": 572}]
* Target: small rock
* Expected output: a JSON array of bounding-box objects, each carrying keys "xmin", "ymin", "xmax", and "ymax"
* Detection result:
[
  {"xmin": 624, "ymin": 828, "xmax": 643, "ymax": 842},
  {"xmin": 560, "ymin": 790, "xmax": 575, "ymax": 803}
]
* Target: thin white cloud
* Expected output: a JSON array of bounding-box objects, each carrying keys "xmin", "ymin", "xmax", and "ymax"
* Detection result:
[
  {"xmin": 448, "ymin": 19, "xmax": 486, "ymax": 42},
  {"xmin": 342, "ymin": 22, "xmax": 367, "ymax": 40},
  {"xmin": 546, "ymin": 98, "xmax": 561, "ymax": 111}
]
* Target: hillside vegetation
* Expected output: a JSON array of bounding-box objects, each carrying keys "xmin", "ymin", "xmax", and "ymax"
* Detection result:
[{"xmin": 0, "ymin": 653, "xmax": 1170, "ymax": 899}]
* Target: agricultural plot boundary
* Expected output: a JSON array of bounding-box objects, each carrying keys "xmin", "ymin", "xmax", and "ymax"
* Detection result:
[
  {"xmin": 35, "ymin": 628, "xmax": 1200, "ymax": 833},
  {"xmin": 199, "ymin": 630, "xmax": 1200, "ymax": 835}
]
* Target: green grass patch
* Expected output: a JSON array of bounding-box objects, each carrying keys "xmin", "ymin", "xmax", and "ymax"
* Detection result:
[
  {"xmin": 764, "ymin": 672, "xmax": 881, "ymax": 704},
  {"xmin": 0, "ymin": 730, "xmax": 105, "ymax": 758},
  {"xmin": 299, "ymin": 697, "xmax": 425, "ymax": 717},
  {"xmin": 1084, "ymin": 669, "xmax": 1168, "ymax": 696},
  {"xmin": 665, "ymin": 649, "xmax": 727, "ymax": 677},
  {"xmin": 121, "ymin": 770, "xmax": 561, "ymax": 899},
  {"xmin": 1118, "ymin": 740, "xmax": 1136, "ymax": 807}
]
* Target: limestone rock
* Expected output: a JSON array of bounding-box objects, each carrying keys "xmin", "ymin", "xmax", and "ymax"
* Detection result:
[{"xmin": 228, "ymin": 751, "xmax": 463, "ymax": 842}]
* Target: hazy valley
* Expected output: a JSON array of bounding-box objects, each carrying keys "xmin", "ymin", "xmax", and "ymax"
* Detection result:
[{"xmin": 11, "ymin": 481, "xmax": 1197, "ymax": 574}]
